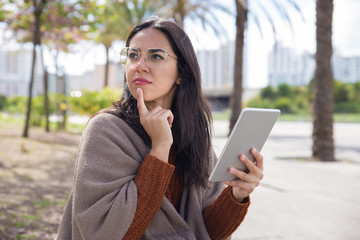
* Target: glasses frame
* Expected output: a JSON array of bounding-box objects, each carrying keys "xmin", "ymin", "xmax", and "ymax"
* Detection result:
[{"xmin": 120, "ymin": 47, "xmax": 177, "ymax": 69}]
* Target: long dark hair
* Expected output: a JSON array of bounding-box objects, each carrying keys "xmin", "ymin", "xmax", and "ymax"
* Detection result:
[{"xmin": 109, "ymin": 17, "xmax": 212, "ymax": 187}]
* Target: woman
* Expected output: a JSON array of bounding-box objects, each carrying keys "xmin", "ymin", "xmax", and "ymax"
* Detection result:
[{"xmin": 57, "ymin": 17, "xmax": 264, "ymax": 240}]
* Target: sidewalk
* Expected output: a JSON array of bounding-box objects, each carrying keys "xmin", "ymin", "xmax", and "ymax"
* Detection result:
[{"xmin": 212, "ymin": 120, "xmax": 360, "ymax": 240}]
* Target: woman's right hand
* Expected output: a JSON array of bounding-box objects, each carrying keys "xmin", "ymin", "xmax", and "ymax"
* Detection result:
[{"xmin": 137, "ymin": 88, "xmax": 173, "ymax": 162}]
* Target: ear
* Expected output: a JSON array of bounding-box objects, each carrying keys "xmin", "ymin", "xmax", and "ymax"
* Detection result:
[{"xmin": 176, "ymin": 76, "xmax": 182, "ymax": 85}]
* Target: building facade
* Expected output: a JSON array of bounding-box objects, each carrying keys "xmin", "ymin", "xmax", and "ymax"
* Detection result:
[
  {"xmin": 333, "ymin": 54, "xmax": 360, "ymax": 83},
  {"xmin": 268, "ymin": 42, "xmax": 360, "ymax": 86},
  {"xmin": 0, "ymin": 49, "xmax": 43, "ymax": 97},
  {"xmin": 268, "ymin": 42, "xmax": 315, "ymax": 86},
  {"xmin": 197, "ymin": 41, "xmax": 248, "ymax": 97},
  {"xmin": 0, "ymin": 48, "xmax": 124, "ymax": 98}
]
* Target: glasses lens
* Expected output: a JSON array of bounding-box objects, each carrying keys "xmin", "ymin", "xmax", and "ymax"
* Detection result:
[
  {"xmin": 120, "ymin": 48, "xmax": 128, "ymax": 66},
  {"xmin": 145, "ymin": 49, "xmax": 167, "ymax": 68},
  {"xmin": 120, "ymin": 48, "xmax": 170, "ymax": 68}
]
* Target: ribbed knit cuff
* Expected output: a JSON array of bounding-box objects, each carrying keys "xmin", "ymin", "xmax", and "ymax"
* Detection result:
[
  {"xmin": 203, "ymin": 187, "xmax": 250, "ymax": 240},
  {"xmin": 135, "ymin": 154, "xmax": 175, "ymax": 201},
  {"xmin": 123, "ymin": 154, "xmax": 174, "ymax": 240}
]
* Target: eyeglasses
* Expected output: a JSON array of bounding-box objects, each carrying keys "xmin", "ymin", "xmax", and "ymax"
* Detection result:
[{"xmin": 120, "ymin": 47, "xmax": 177, "ymax": 69}]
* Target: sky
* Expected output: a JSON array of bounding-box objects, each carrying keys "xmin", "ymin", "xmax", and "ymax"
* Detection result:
[
  {"xmin": 49, "ymin": 0, "xmax": 360, "ymax": 88},
  {"xmin": 206, "ymin": 0, "xmax": 360, "ymax": 88},
  {"xmin": 3, "ymin": 0, "xmax": 360, "ymax": 89}
]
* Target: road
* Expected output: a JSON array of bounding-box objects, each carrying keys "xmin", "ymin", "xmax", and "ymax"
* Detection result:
[{"xmin": 212, "ymin": 121, "xmax": 360, "ymax": 240}]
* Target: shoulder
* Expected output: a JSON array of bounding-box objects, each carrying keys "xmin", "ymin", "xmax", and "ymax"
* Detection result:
[
  {"xmin": 81, "ymin": 112, "xmax": 149, "ymax": 158},
  {"xmin": 82, "ymin": 113, "xmax": 136, "ymax": 143},
  {"xmin": 88, "ymin": 112, "xmax": 125, "ymax": 126},
  {"xmin": 86, "ymin": 112, "xmax": 132, "ymax": 134}
]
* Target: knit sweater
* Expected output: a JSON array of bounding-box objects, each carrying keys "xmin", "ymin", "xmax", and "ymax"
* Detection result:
[{"xmin": 57, "ymin": 113, "xmax": 250, "ymax": 240}]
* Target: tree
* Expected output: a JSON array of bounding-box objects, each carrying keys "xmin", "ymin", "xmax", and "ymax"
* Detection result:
[
  {"xmin": 7, "ymin": 0, "xmax": 50, "ymax": 138},
  {"xmin": 2, "ymin": 0, "xmax": 92, "ymax": 135},
  {"xmin": 41, "ymin": 1, "xmax": 91, "ymax": 130},
  {"xmin": 229, "ymin": 0, "xmax": 303, "ymax": 132},
  {"xmin": 229, "ymin": 0, "xmax": 247, "ymax": 132},
  {"xmin": 92, "ymin": 0, "xmax": 156, "ymax": 88},
  {"xmin": 155, "ymin": 0, "xmax": 230, "ymax": 35},
  {"xmin": 312, "ymin": 0, "xmax": 335, "ymax": 161}
]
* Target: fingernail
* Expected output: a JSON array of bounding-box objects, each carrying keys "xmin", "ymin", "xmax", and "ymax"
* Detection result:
[
  {"xmin": 240, "ymin": 154, "xmax": 245, "ymax": 161},
  {"xmin": 252, "ymin": 148, "xmax": 257, "ymax": 154},
  {"xmin": 137, "ymin": 88, "xmax": 140, "ymax": 95}
]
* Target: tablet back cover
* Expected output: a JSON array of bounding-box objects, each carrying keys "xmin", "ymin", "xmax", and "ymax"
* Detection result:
[{"xmin": 209, "ymin": 108, "xmax": 280, "ymax": 182}]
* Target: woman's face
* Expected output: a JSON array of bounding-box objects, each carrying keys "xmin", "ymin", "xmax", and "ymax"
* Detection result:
[{"xmin": 126, "ymin": 28, "xmax": 180, "ymax": 111}]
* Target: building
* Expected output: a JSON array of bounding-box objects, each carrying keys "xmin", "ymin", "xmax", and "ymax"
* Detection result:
[
  {"xmin": 197, "ymin": 41, "xmax": 249, "ymax": 96},
  {"xmin": 268, "ymin": 42, "xmax": 360, "ymax": 87},
  {"xmin": 0, "ymin": 48, "xmax": 43, "ymax": 97},
  {"xmin": 268, "ymin": 42, "xmax": 315, "ymax": 86},
  {"xmin": 68, "ymin": 62, "xmax": 124, "ymax": 93},
  {"xmin": 333, "ymin": 54, "xmax": 360, "ymax": 83},
  {"xmin": 0, "ymin": 47, "xmax": 124, "ymax": 98}
]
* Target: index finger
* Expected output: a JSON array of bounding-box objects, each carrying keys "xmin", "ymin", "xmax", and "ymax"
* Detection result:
[
  {"xmin": 251, "ymin": 148, "xmax": 264, "ymax": 171},
  {"xmin": 136, "ymin": 88, "xmax": 149, "ymax": 117}
]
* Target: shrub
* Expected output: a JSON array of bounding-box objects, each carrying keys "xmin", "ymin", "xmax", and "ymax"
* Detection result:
[
  {"xmin": 274, "ymin": 97, "xmax": 294, "ymax": 113},
  {"xmin": 69, "ymin": 87, "xmax": 122, "ymax": 115},
  {"xmin": 260, "ymin": 86, "xmax": 276, "ymax": 100},
  {"xmin": 0, "ymin": 95, "xmax": 6, "ymax": 111}
]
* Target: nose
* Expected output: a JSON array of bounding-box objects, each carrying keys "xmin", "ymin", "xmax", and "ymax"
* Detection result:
[{"xmin": 134, "ymin": 53, "xmax": 149, "ymax": 71}]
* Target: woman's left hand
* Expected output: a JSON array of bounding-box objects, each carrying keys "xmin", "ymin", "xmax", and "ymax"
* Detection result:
[{"xmin": 223, "ymin": 148, "xmax": 264, "ymax": 202}]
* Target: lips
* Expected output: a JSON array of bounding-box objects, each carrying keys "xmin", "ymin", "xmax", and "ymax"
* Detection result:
[{"xmin": 134, "ymin": 78, "xmax": 152, "ymax": 85}]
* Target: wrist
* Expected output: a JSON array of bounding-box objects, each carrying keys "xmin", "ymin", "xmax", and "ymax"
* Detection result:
[
  {"xmin": 231, "ymin": 188, "xmax": 247, "ymax": 203},
  {"xmin": 149, "ymin": 143, "xmax": 171, "ymax": 162}
]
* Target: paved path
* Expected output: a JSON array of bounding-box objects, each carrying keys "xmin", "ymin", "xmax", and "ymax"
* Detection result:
[{"xmin": 212, "ymin": 121, "xmax": 360, "ymax": 240}]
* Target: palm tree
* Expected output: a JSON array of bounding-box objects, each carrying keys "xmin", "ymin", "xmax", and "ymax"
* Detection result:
[
  {"xmin": 155, "ymin": 0, "xmax": 230, "ymax": 36},
  {"xmin": 312, "ymin": 0, "xmax": 335, "ymax": 161},
  {"xmin": 94, "ymin": 0, "xmax": 155, "ymax": 88},
  {"xmin": 229, "ymin": 0, "xmax": 303, "ymax": 132},
  {"xmin": 229, "ymin": 0, "xmax": 247, "ymax": 132}
]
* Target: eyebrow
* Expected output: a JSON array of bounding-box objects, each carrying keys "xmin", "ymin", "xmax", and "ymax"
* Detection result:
[{"xmin": 147, "ymin": 48, "xmax": 167, "ymax": 53}]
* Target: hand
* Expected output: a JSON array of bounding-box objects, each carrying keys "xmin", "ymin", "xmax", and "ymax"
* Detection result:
[
  {"xmin": 137, "ymin": 88, "xmax": 173, "ymax": 161},
  {"xmin": 223, "ymin": 148, "xmax": 264, "ymax": 202}
]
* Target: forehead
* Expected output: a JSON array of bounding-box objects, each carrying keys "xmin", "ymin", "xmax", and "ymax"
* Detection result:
[{"xmin": 129, "ymin": 28, "xmax": 173, "ymax": 53}]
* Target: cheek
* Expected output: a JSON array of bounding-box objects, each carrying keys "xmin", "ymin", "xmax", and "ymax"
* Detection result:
[
  {"xmin": 126, "ymin": 82, "xmax": 137, "ymax": 99},
  {"xmin": 163, "ymin": 66, "xmax": 179, "ymax": 84}
]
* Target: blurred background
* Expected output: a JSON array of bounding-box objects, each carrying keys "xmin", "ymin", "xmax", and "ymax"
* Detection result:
[{"xmin": 0, "ymin": 0, "xmax": 359, "ymax": 239}]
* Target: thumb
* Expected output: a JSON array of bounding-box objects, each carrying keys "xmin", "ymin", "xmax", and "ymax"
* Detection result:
[{"xmin": 137, "ymin": 88, "xmax": 148, "ymax": 117}]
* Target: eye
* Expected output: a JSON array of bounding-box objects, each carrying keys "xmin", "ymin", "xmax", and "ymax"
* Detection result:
[
  {"xmin": 149, "ymin": 52, "xmax": 166, "ymax": 62},
  {"xmin": 128, "ymin": 52, "xmax": 139, "ymax": 60}
]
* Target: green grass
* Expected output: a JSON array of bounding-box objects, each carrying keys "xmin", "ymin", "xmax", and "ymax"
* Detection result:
[
  {"xmin": 2, "ymin": 111, "xmax": 360, "ymax": 131},
  {"xmin": 333, "ymin": 113, "xmax": 360, "ymax": 122},
  {"xmin": 212, "ymin": 109, "xmax": 360, "ymax": 122},
  {"xmin": 212, "ymin": 109, "xmax": 231, "ymax": 121},
  {"xmin": 0, "ymin": 112, "xmax": 86, "ymax": 133},
  {"xmin": 0, "ymin": 112, "xmax": 24, "ymax": 125}
]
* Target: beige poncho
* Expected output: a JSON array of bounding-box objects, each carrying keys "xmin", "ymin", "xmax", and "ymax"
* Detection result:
[{"xmin": 57, "ymin": 113, "xmax": 226, "ymax": 239}]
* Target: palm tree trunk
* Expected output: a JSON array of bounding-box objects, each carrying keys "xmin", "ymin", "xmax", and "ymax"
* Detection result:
[
  {"xmin": 312, "ymin": 0, "xmax": 335, "ymax": 161},
  {"xmin": 229, "ymin": 0, "xmax": 247, "ymax": 133}
]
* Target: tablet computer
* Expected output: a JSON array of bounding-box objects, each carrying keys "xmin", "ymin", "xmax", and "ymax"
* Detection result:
[{"xmin": 209, "ymin": 108, "xmax": 280, "ymax": 182}]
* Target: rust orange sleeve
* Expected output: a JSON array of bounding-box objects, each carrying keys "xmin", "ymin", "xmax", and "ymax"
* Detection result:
[
  {"xmin": 123, "ymin": 154, "xmax": 174, "ymax": 240},
  {"xmin": 203, "ymin": 186, "xmax": 250, "ymax": 240}
]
